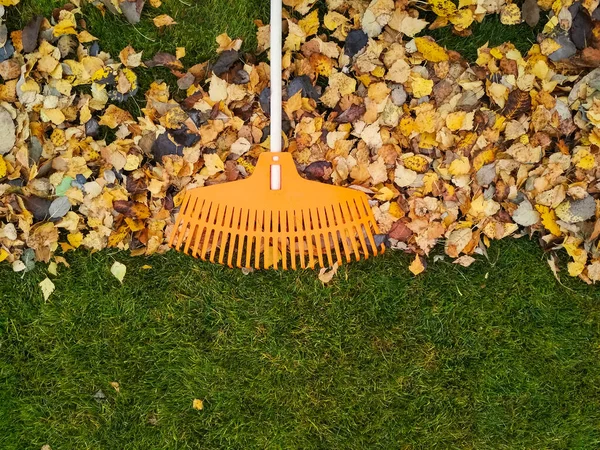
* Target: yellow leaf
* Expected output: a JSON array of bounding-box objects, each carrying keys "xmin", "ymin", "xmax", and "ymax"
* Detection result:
[
  {"xmin": 573, "ymin": 148, "xmax": 597, "ymax": 170},
  {"xmin": 540, "ymin": 38, "xmax": 561, "ymax": 55},
  {"xmin": 488, "ymin": 83, "xmax": 508, "ymax": 108},
  {"xmin": 371, "ymin": 66, "xmax": 385, "ymax": 78},
  {"xmin": 535, "ymin": 205, "xmax": 561, "ymax": 236},
  {"xmin": 299, "ymin": 9, "xmax": 320, "ymax": 36},
  {"xmin": 329, "ymin": 71, "xmax": 356, "ymax": 96},
  {"xmin": 284, "ymin": 21, "xmax": 306, "ymax": 52},
  {"xmin": 0, "ymin": 0, "xmax": 20, "ymax": 5},
  {"xmin": 153, "ymin": 14, "xmax": 177, "ymax": 28},
  {"xmin": 284, "ymin": 91, "xmax": 303, "ymax": 116},
  {"xmin": 409, "ymin": 255, "xmax": 426, "ymax": 275},
  {"xmin": 53, "ymin": 18, "xmax": 77, "ymax": 37},
  {"xmin": 368, "ymin": 82, "xmax": 391, "ymax": 103},
  {"xmin": 411, "ymin": 76, "xmax": 434, "ymax": 98},
  {"xmin": 449, "ymin": 8, "xmax": 474, "ymax": 31},
  {"xmin": 78, "ymin": 30, "xmax": 98, "ymax": 43},
  {"xmin": 99, "ymin": 105, "xmax": 134, "ymax": 129},
  {"xmin": 472, "ymin": 147, "xmax": 496, "ymax": 170},
  {"xmin": 399, "ymin": 116, "xmax": 415, "ymax": 137},
  {"xmin": 67, "ymin": 232, "xmax": 83, "ymax": 248},
  {"xmin": 500, "ymin": 3, "xmax": 521, "ymax": 25},
  {"xmin": 263, "ymin": 245, "xmax": 281, "ymax": 268},
  {"xmin": 110, "ymin": 261, "xmax": 127, "ymax": 283},
  {"xmin": 446, "ymin": 111, "xmax": 466, "ymax": 131},
  {"xmin": 40, "ymin": 108, "xmax": 66, "ymax": 126},
  {"xmin": 568, "ymin": 261, "xmax": 585, "ymax": 277},
  {"xmin": 310, "ymin": 53, "xmax": 333, "ymax": 77},
  {"xmin": 0, "ymin": 155, "xmax": 6, "ymax": 178},
  {"xmin": 403, "ymin": 155, "xmax": 429, "ymax": 173},
  {"xmin": 388, "ymin": 202, "xmax": 403, "ymax": 218},
  {"xmin": 0, "ymin": 248, "xmax": 9, "ymax": 262},
  {"xmin": 176, "ymin": 47, "xmax": 186, "ymax": 60},
  {"xmin": 215, "ymin": 33, "xmax": 242, "ymax": 53},
  {"xmin": 428, "ymin": 0, "xmax": 457, "ymax": 17},
  {"xmin": 414, "ymin": 37, "xmax": 449, "ymax": 62},
  {"xmin": 149, "ymin": 0, "xmax": 161, "ymax": 6},
  {"xmin": 39, "ymin": 278, "xmax": 55, "ymax": 302},
  {"xmin": 448, "ymin": 156, "xmax": 471, "ymax": 176},
  {"xmin": 324, "ymin": 11, "xmax": 348, "ymax": 30},
  {"xmin": 201, "ymin": 153, "xmax": 225, "ymax": 176},
  {"xmin": 374, "ymin": 186, "xmax": 395, "ymax": 201},
  {"xmin": 193, "ymin": 399, "xmax": 204, "ymax": 410}
]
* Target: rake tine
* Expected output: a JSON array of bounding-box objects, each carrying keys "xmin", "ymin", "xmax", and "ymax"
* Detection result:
[
  {"xmin": 237, "ymin": 208, "xmax": 249, "ymax": 268},
  {"xmin": 328, "ymin": 204, "xmax": 343, "ymax": 265},
  {"xmin": 319, "ymin": 206, "xmax": 335, "ymax": 267},
  {"xmin": 209, "ymin": 206, "xmax": 227, "ymax": 262},
  {"xmin": 190, "ymin": 201, "xmax": 212, "ymax": 256},
  {"xmin": 179, "ymin": 198, "xmax": 201, "ymax": 252},
  {"xmin": 302, "ymin": 208, "xmax": 315, "ymax": 268},
  {"xmin": 334, "ymin": 203, "xmax": 352, "ymax": 263},
  {"xmin": 245, "ymin": 209, "xmax": 257, "ymax": 268},
  {"xmin": 254, "ymin": 210, "xmax": 264, "ymax": 269},
  {"xmin": 362, "ymin": 197, "xmax": 380, "ymax": 255},
  {"xmin": 281, "ymin": 211, "xmax": 288, "ymax": 270},
  {"xmin": 341, "ymin": 201, "xmax": 361, "ymax": 260},
  {"xmin": 295, "ymin": 210, "xmax": 305, "ymax": 269},
  {"xmin": 216, "ymin": 206, "xmax": 235, "ymax": 264},
  {"xmin": 170, "ymin": 194, "xmax": 191, "ymax": 248},
  {"xmin": 272, "ymin": 210, "xmax": 280, "ymax": 270},
  {"xmin": 350, "ymin": 199, "xmax": 370, "ymax": 258},
  {"xmin": 200, "ymin": 204, "xmax": 220, "ymax": 258},
  {"xmin": 226, "ymin": 208, "xmax": 242, "ymax": 267},
  {"xmin": 311, "ymin": 208, "xmax": 325, "ymax": 267}
]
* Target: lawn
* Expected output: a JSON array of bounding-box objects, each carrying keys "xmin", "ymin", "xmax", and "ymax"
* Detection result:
[
  {"xmin": 1, "ymin": 0, "xmax": 600, "ymax": 449},
  {"xmin": 2, "ymin": 240, "xmax": 600, "ymax": 449}
]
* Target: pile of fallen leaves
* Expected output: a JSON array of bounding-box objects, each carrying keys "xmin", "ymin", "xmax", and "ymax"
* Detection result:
[{"xmin": 1, "ymin": 0, "xmax": 600, "ymax": 285}]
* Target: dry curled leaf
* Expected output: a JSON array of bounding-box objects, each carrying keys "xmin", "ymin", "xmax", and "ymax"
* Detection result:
[
  {"xmin": 318, "ymin": 262, "xmax": 339, "ymax": 284},
  {"xmin": 153, "ymin": 14, "xmax": 177, "ymax": 28}
]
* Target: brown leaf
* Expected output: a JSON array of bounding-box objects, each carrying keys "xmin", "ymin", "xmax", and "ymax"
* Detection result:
[
  {"xmin": 389, "ymin": 220, "xmax": 413, "ymax": 241},
  {"xmin": 522, "ymin": 0, "xmax": 540, "ymax": 27},
  {"xmin": 501, "ymin": 89, "xmax": 531, "ymax": 119},
  {"xmin": 333, "ymin": 104, "xmax": 366, "ymax": 123},
  {"xmin": 304, "ymin": 161, "xmax": 333, "ymax": 181},
  {"xmin": 0, "ymin": 59, "xmax": 20, "ymax": 81},
  {"xmin": 145, "ymin": 52, "xmax": 183, "ymax": 69},
  {"xmin": 113, "ymin": 200, "xmax": 151, "ymax": 219},
  {"xmin": 22, "ymin": 15, "xmax": 43, "ymax": 53}
]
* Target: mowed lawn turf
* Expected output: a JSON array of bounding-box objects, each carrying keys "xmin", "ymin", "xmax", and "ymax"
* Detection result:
[
  {"xmin": 2, "ymin": 0, "xmax": 600, "ymax": 449},
  {"xmin": 1, "ymin": 240, "xmax": 600, "ymax": 449}
]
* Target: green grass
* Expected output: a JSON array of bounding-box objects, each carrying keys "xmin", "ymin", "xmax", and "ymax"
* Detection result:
[
  {"xmin": 1, "ymin": 239, "xmax": 600, "ymax": 449},
  {"xmin": 428, "ymin": 15, "xmax": 543, "ymax": 61},
  {"xmin": 7, "ymin": 0, "xmax": 270, "ymax": 116},
  {"xmin": 2, "ymin": 1, "xmax": 600, "ymax": 449}
]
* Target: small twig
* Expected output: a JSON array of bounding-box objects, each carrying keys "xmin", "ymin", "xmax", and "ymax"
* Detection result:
[{"xmin": 132, "ymin": 25, "xmax": 156, "ymax": 42}]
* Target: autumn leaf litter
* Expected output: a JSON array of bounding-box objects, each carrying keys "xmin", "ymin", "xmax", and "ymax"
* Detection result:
[{"xmin": 0, "ymin": 0, "xmax": 600, "ymax": 293}]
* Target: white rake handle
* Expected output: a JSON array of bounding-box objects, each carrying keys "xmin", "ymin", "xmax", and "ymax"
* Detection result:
[{"xmin": 269, "ymin": 0, "xmax": 283, "ymax": 190}]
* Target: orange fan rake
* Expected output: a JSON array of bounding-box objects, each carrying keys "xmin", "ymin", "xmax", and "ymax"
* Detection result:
[
  {"xmin": 167, "ymin": 0, "xmax": 385, "ymax": 269},
  {"xmin": 169, "ymin": 152, "xmax": 383, "ymax": 269}
]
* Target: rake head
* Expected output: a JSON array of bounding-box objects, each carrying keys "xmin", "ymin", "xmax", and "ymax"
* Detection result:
[{"xmin": 168, "ymin": 152, "xmax": 384, "ymax": 269}]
